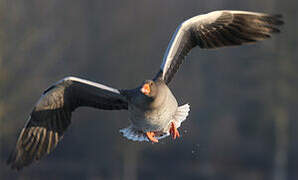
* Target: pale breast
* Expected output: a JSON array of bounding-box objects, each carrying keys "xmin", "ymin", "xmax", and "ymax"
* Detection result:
[{"xmin": 129, "ymin": 86, "xmax": 178, "ymax": 132}]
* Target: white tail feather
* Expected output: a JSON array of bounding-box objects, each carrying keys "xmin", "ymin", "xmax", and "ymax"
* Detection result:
[
  {"xmin": 120, "ymin": 126, "xmax": 169, "ymax": 142},
  {"xmin": 173, "ymin": 104, "xmax": 190, "ymax": 128},
  {"xmin": 120, "ymin": 103, "xmax": 190, "ymax": 142}
]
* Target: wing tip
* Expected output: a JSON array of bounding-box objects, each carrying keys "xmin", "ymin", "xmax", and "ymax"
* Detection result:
[
  {"xmin": 6, "ymin": 150, "xmax": 25, "ymax": 171},
  {"xmin": 262, "ymin": 14, "xmax": 284, "ymax": 27}
]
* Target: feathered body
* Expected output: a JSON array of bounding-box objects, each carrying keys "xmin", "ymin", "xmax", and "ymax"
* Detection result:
[{"xmin": 7, "ymin": 10, "xmax": 283, "ymax": 170}]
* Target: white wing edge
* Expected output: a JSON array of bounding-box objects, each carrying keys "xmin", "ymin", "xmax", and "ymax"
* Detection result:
[
  {"xmin": 57, "ymin": 76, "xmax": 120, "ymax": 94},
  {"xmin": 160, "ymin": 10, "xmax": 270, "ymax": 79}
]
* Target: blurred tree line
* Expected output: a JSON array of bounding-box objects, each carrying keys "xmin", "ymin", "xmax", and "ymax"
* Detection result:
[{"xmin": 1, "ymin": 0, "xmax": 297, "ymax": 180}]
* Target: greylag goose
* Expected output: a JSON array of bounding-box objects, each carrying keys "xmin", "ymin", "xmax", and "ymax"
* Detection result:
[{"xmin": 7, "ymin": 10, "xmax": 283, "ymax": 170}]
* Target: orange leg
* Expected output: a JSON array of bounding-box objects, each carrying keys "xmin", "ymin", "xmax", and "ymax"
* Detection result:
[
  {"xmin": 170, "ymin": 122, "xmax": 180, "ymax": 139},
  {"xmin": 145, "ymin": 132, "xmax": 159, "ymax": 143}
]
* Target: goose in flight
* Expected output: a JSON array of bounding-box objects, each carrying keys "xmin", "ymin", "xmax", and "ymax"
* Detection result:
[{"xmin": 7, "ymin": 10, "xmax": 283, "ymax": 170}]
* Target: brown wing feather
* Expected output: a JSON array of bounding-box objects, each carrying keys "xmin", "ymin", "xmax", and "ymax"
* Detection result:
[
  {"xmin": 155, "ymin": 11, "xmax": 283, "ymax": 84},
  {"xmin": 7, "ymin": 77, "xmax": 128, "ymax": 170}
]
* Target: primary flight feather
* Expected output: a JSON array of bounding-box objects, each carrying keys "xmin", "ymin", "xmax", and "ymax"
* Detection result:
[{"xmin": 7, "ymin": 10, "xmax": 283, "ymax": 170}]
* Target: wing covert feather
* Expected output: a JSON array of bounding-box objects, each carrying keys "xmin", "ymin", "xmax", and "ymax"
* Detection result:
[
  {"xmin": 7, "ymin": 76, "xmax": 128, "ymax": 170},
  {"xmin": 155, "ymin": 10, "xmax": 283, "ymax": 84}
]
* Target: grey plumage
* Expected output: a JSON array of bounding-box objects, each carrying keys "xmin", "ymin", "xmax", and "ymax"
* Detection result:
[
  {"xmin": 7, "ymin": 10, "xmax": 283, "ymax": 170},
  {"xmin": 7, "ymin": 77, "xmax": 128, "ymax": 170},
  {"xmin": 156, "ymin": 10, "xmax": 283, "ymax": 84}
]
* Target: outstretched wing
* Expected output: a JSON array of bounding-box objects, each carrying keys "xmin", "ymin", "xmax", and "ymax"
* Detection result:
[
  {"xmin": 7, "ymin": 76, "xmax": 128, "ymax": 170},
  {"xmin": 154, "ymin": 10, "xmax": 284, "ymax": 84}
]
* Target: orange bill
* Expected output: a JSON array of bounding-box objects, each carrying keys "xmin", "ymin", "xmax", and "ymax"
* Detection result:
[{"xmin": 141, "ymin": 83, "xmax": 151, "ymax": 95}]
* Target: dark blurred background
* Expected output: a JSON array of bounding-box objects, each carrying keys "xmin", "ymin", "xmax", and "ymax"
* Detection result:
[{"xmin": 0, "ymin": 0, "xmax": 297, "ymax": 179}]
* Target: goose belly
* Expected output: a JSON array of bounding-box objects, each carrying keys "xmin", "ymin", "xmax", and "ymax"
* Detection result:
[{"xmin": 129, "ymin": 95, "xmax": 178, "ymax": 132}]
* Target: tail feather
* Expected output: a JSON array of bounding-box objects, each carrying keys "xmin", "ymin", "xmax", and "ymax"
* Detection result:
[
  {"xmin": 173, "ymin": 104, "xmax": 190, "ymax": 128},
  {"xmin": 119, "ymin": 126, "xmax": 169, "ymax": 142},
  {"xmin": 120, "ymin": 103, "xmax": 190, "ymax": 142}
]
